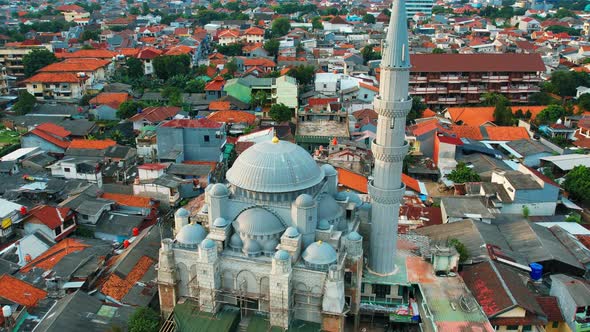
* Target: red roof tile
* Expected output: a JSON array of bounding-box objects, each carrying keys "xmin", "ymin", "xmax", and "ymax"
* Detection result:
[
  {"xmin": 161, "ymin": 118, "xmax": 222, "ymax": 129},
  {"xmin": 137, "ymin": 48, "xmax": 163, "ymax": 59},
  {"xmin": 410, "ymin": 119, "xmax": 441, "ymax": 136},
  {"xmin": 128, "ymin": 106, "xmax": 181, "ymax": 123},
  {"xmin": 38, "ymin": 58, "xmax": 111, "ymax": 73},
  {"xmin": 484, "ymin": 126, "xmax": 529, "ymax": 141},
  {"xmin": 410, "ymin": 53, "xmax": 546, "ymax": 73},
  {"xmin": 101, "ymin": 255, "xmax": 155, "ymax": 301},
  {"xmin": 55, "ymin": 49, "xmax": 117, "ymax": 59},
  {"xmin": 359, "ymin": 82, "xmax": 379, "ymax": 93},
  {"xmin": 69, "ymin": 139, "xmax": 116, "ymax": 150},
  {"xmin": 209, "ymin": 101, "xmax": 231, "ymax": 111},
  {"xmin": 89, "ymin": 92, "xmax": 130, "ymax": 109},
  {"xmin": 101, "ymin": 193, "xmax": 154, "ymax": 208},
  {"xmin": 21, "ymin": 238, "xmax": 91, "ymax": 273},
  {"xmin": 337, "ymin": 167, "xmax": 368, "ymax": 193},
  {"xmin": 138, "ymin": 163, "xmax": 168, "ymax": 171},
  {"xmin": 437, "ymin": 134, "xmax": 464, "ymax": 145},
  {"xmin": 450, "ymin": 125, "xmax": 484, "ymax": 140},
  {"xmin": 29, "ymin": 123, "xmax": 71, "ymax": 149},
  {"xmin": 27, "ymin": 205, "xmax": 71, "ymax": 230},
  {"xmin": 208, "ymin": 110, "xmax": 256, "ymax": 124},
  {"xmin": 0, "ymin": 275, "xmax": 47, "ymax": 307},
  {"xmin": 22, "ymin": 72, "xmax": 86, "ymax": 84},
  {"xmin": 205, "ymin": 76, "xmax": 225, "ymax": 91},
  {"xmin": 536, "ymin": 296, "xmax": 564, "ymax": 322},
  {"xmin": 165, "ymin": 45, "xmax": 193, "ymax": 56},
  {"xmin": 36, "ymin": 123, "xmax": 71, "ymax": 138},
  {"xmin": 244, "ymin": 26, "xmax": 265, "ymax": 36},
  {"xmin": 309, "ymin": 97, "xmax": 339, "ymax": 106}
]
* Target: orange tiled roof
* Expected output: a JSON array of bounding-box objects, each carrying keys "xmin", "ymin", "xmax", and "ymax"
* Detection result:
[
  {"xmin": 55, "ymin": 49, "xmax": 117, "ymax": 59},
  {"xmin": 0, "ymin": 275, "xmax": 47, "ymax": 307},
  {"xmin": 89, "ymin": 92, "xmax": 130, "ymax": 109},
  {"xmin": 69, "ymin": 139, "xmax": 116, "ymax": 150},
  {"xmin": 485, "ymin": 126, "xmax": 529, "ymax": 141},
  {"xmin": 244, "ymin": 26, "xmax": 265, "ymax": 36},
  {"xmin": 205, "ymin": 76, "xmax": 225, "ymax": 91},
  {"xmin": 337, "ymin": 167, "xmax": 368, "ymax": 193},
  {"xmin": 165, "ymin": 45, "xmax": 193, "ymax": 55},
  {"xmin": 101, "ymin": 255, "xmax": 155, "ymax": 301},
  {"xmin": 450, "ymin": 125, "xmax": 483, "ymax": 140},
  {"xmin": 117, "ymin": 48, "xmax": 140, "ymax": 57},
  {"xmin": 422, "ymin": 108, "xmax": 436, "ymax": 118},
  {"xmin": 242, "ymin": 58, "xmax": 276, "ymax": 67},
  {"xmin": 208, "ymin": 110, "xmax": 256, "ymax": 124},
  {"xmin": 101, "ymin": 192, "xmax": 154, "ymax": 208},
  {"xmin": 27, "ymin": 205, "xmax": 71, "ymax": 229},
  {"xmin": 447, "ymin": 106, "xmax": 496, "ymax": 126},
  {"xmin": 22, "ymin": 72, "xmax": 86, "ymax": 84},
  {"xmin": 20, "ymin": 238, "xmax": 91, "ymax": 273},
  {"xmin": 209, "ymin": 101, "xmax": 231, "ymax": 111},
  {"xmin": 359, "ymin": 82, "xmax": 378, "ymax": 93}
]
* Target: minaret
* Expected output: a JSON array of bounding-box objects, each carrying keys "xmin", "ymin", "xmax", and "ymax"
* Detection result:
[{"xmin": 368, "ymin": 0, "xmax": 411, "ymax": 275}]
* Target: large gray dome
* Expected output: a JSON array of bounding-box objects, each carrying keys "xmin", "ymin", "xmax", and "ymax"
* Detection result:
[
  {"xmin": 175, "ymin": 223, "xmax": 207, "ymax": 246},
  {"xmin": 233, "ymin": 208, "xmax": 286, "ymax": 236},
  {"xmin": 226, "ymin": 140, "xmax": 325, "ymax": 193},
  {"xmin": 302, "ymin": 241, "xmax": 337, "ymax": 266}
]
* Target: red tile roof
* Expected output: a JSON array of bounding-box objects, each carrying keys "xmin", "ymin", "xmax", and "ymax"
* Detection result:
[
  {"xmin": 244, "ymin": 26, "xmax": 265, "ymax": 36},
  {"xmin": 101, "ymin": 193, "xmax": 154, "ymax": 208},
  {"xmin": 21, "ymin": 238, "xmax": 91, "ymax": 273},
  {"xmin": 138, "ymin": 163, "xmax": 168, "ymax": 171},
  {"xmin": 402, "ymin": 173, "xmax": 422, "ymax": 193},
  {"xmin": 410, "ymin": 119, "xmax": 441, "ymax": 136},
  {"xmin": 484, "ymin": 126, "xmax": 529, "ymax": 141},
  {"xmin": 38, "ymin": 58, "xmax": 111, "ymax": 73},
  {"xmin": 36, "ymin": 123, "xmax": 71, "ymax": 138},
  {"xmin": 89, "ymin": 92, "xmax": 130, "ymax": 109},
  {"xmin": 242, "ymin": 58, "xmax": 276, "ymax": 67},
  {"xmin": 208, "ymin": 110, "xmax": 256, "ymax": 124},
  {"xmin": 55, "ymin": 49, "xmax": 117, "ymax": 59},
  {"xmin": 205, "ymin": 76, "xmax": 225, "ymax": 91},
  {"xmin": 137, "ymin": 47, "xmax": 163, "ymax": 59},
  {"xmin": 218, "ymin": 29, "xmax": 240, "ymax": 38},
  {"xmin": 101, "ymin": 255, "xmax": 155, "ymax": 301},
  {"xmin": 437, "ymin": 134, "xmax": 464, "ymax": 145},
  {"xmin": 450, "ymin": 125, "xmax": 484, "ymax": 140},
  {"xmin": 29, "ymin": 123, "xmax": 71, "ymax": 149},
  {"xmin": 422, "ymin": 108, "xmax": 436, "ymax": 118},
  {"xmin": 337, "ymin": 167, "xmax": 368, "ymax": 193},
  {"xmin": 359, "ymin": 82, "xmax": 379, "ymax": 93},
  {"xmin": 128, "ymin": 106, "xmax": 181, "ymax": 123},
  {"xmin": 161, "ymin": 118, "xmax": 222, "ymax": 129},
  {"xmin": 22, "ymin": 72, "xmax": 86, "ymax": 84},
  {"xmin": 536, "ymin": 296, "xmax": 564, "ymax": 322},
  {"xmin": 0, "ymin": 275, "xmax": 47, "ymax": 307},
  {"xmin": 165, "ymin": 45, "xmax": 193, "ymax": 56},
  {"xmin": 410, "ymin": 53, "xmax": 546, "ymax": 73},
  {"xmin": 209, "ymin": 101, "xmax": 231, "ymax": 111},
  {"xmin": 309, "ymin": 97, "xmax": 339, "ymax": 106},
  {"xmin": 69, "ymin": 139, "xmax": 116, "ymax": 150},
  {"xmin": 27, "ymin": 205, "xmax": 71, "ymax": 230}
]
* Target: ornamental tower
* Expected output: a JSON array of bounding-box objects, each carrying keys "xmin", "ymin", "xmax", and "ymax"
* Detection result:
[{"xmin": 368, "ymin": 0, "xmax": 411, "ymax": 275}]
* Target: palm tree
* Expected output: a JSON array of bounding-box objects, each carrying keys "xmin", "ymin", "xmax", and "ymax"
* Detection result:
[{"xmin": 110, "ymin": 129, "xmax": 123, "ymax": 143}]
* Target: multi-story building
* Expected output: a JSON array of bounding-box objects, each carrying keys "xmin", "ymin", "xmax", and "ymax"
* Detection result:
[
  {"xmin": 409, "ymin": 53, "xmax": 546, "ymax": 107},
  {"xmin": 156, "ymin": 118, "xmax": 226, "ymax": 163},
  {"xmin": 0, "ymin": 66, "xmax": 8, "ymax": 95},
  {"xmin": 0, "ymin": 44, "xmax": 51, "ymax": 78},
  {"xmin": 224, "ymin": 76, "xmax": 298, "ymax": 109},
  {"xmin": 406, "ymin": 0, "xmax": 434, "ymax": 16},
  {"xmin": 22, "ymin": 72, "xmax": 87, "ymax": 100}
]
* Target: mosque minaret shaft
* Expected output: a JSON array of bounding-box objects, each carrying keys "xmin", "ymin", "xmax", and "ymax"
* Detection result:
[{"xmin": 368, "ymin": 0, "xmax": 412, "ymax": 275}]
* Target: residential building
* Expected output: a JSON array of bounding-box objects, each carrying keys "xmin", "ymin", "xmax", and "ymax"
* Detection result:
[
  {"xmin": 0, "ymin": 66, "xmax": 8, "ymax": 95},
  {"xmin": 0, "ymin": 198, "xmax": 24, "ymax": 242},
  {"xmin": 21, "ymin": 123, "xmax": 71, "ymax": 153},
  {"xmin": 48, "ymin": 157, "xmax": 103, "ymax": 187},
  {"xmin": 128, "ymin": 106, "xmax": 183, "ymax": 131},
  {"xmin": 137, "ymin": 48, "xmax": 163, "ymax": 76},
  {"xmin": 36, "ymin": 58, "xmax": 113, "ymax": 90},
  {"xmin": 409, "ymin": 54, "xmax": 546, "ymax": 107},
  {"xmin": 22, "ymin": 205, "xmax": 76, "ymax": 242},
  {"xmin": 156, "ymin": 118, "xmax": 226, "ymax": 162},
  {"xmin": 440, "ymin": 196, "xmax": 495, "ymax": 224},
  {"xmin": 224, "ymin": 76, "xmax": 298, "ymax": 109},
  {"xmin": 136, "ymin": 128, "xmax": 158, "ymax": 162},
  {"xmin": 217, "ymin": 29, "xmax": 240, "ymax": 45},
  {"xmin": 550, "ymin": 274, "xmax": 590, "ymax": 332},
  {"xmin": 23, "ymin": 72, "xmax": 87, "ymax": 100},
  {"xmin": 0, "ymin": 43, "xmax": 51, "ymax": 78},
  {"xmin": 406, "ymin": 0, "xmax": 435, "ymax": 16},
  {"xmin": 243, "ymin": 27, "xmax": 265, "ymax": 44},
  {"xmin": 295, "ymin": 104, "xmax": 350, "ymax": 152}
]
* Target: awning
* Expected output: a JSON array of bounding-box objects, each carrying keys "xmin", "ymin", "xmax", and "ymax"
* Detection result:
[{"xmin": 560, "ymin": 197, "xmax": 583, "ymax": 211}]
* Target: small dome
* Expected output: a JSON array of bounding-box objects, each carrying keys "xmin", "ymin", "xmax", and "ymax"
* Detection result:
[
  {"xmin": 205, "ymin": 184, "xmax": 213, "ymax": 192},
  {"xmin": 210, "ymin": 183, "xmax": 228, "ymax": 197},
  {"xmin": 213, "ymin": 217, "xmax": 229, "ymax": 228},
  {"xmin": 263, "ymin": 239, "xmax": 279, "ymax": 254},
  {"xmin": 201, "ymin": 238, "xmax": 216, "ymax": 249},
  {"xmin": 348, "ymin": 231, "xmax": 362, "ymax": 241},
  {"xmin": 243, "ymin": 239, "xmax": 262, "ymax": 255},
  {"xmin": 284, "ymin": 226, "xmax": 300, "ymax": 238},
  {"xmin": 335, "ymin": 191, "xmax": 362, "ymax": 205},
  {"xmin": 274, "ymin": 250, "xmax": 291, "ymax": 261},
  {"xmin": 321, "ymin": 164, "xmax": 337, "ymax": 176},
  {"xmin": 318, "ymin": 194, "xmax": 343, "ymax": 221},
  {"xmin": 175, "ymin": 223, "xmax": 207, "ymax": 246},
  {"xmin": 233, "ymin": 208, "xmax": 285, "ymax": 236},
  {"xmin": 302, "ymin": 241, "xmax": 337, "ymax": 266},
  {"xmin": 317, "ymin": 218, "xmax": 330, "ymax": 230},
  {"xmin": 175, "ymin": 207, "xmax": 189, "ymax": 217},
  {"xmin": 295, "ymin": 194, "xmax": 314, "ymax": 208},
  {"xmin": 229, "ymin": 233, "xmax": 243, "ymax": 249}
]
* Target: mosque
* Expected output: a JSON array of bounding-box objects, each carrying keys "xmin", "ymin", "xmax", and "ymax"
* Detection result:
[{"xmin": 157, "ymin": 0, "xmax": 413, "ymax": 330}]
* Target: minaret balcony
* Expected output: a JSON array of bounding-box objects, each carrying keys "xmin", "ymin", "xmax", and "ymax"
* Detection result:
[
  {"xmin": 371, "ymin": 140, "xmax": 409, "ymax": 163},
  {"xmin": 368, "ymin": 182, "xmax": 405, "ymax": 205},
  {"xmin": 373, "ymin": 97, "xmax": 412, "ymax": 118}
]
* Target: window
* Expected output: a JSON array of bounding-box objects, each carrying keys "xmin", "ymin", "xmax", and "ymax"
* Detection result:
[
  {"xmin": 81, "ymin": 214, "xmax": 88, "ymax": 220},
  {"xmin": 552, "ymin": 322, "xmax": 559, "ymax": 328},
  {"xmin": 397, "ymin": 286, "xmax": 404, "ymax": 296},
  {"xmin": 364, "ymin": 94, "xmax": 368, "ymax": 99},
  {"xmin": 506, "ymin": 326, "xmax": 519, "ymax": 331},
  {"xmin": 361, "ymin": 283, "xmax": 365, "ymax": 293},
  {"xmin": 54, "ymin": 227, "xmax": 62, "ymax": 236},
  {"xmin": 63, "ymin": 217, "xmax": 74, "ymax": 229},
  {"xmin": 344, "ymin": 271, "xmax": 352, "ymax": 286},
  {"xmin": 522, "ymin": 325, "xmax": 531, "ymax": 332},
  {"xmin": 204, "ymin": 135, "xmax": 210, "ymax": 142},
  {"xmin": 323, "ymin": 84, "xmax": 327, "ymax": 89},
  {"xmin": 64, "ymin": 167, "xmax": 71, "ymax": 172},
  {"xmin": 33, "ymin": 84, "xmax": 37, "ymax": 89},
  {"xmin": 373, "ymin": 284, "xmax": 391, "ymax": 299}
]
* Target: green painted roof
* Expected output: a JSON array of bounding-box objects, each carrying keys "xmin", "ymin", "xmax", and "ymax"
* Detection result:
[
  {"xmin": 174, "ymin": 302, "xmax": 240, "ymax": 332},
  {"xmin": 362, "ymin": 255, "xmax": 409, "ymax": 286}
]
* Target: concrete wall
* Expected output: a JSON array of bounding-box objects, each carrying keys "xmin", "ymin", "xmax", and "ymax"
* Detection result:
[{"xmin": 21, "ymin": 135, "xmax": 65, "ymax": 153}]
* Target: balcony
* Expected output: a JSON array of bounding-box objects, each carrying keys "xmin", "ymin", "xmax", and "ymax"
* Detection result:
[
  {"xmin": 410, "ymin": 87, "xmax": 448, "ymax": 94},
  {"xmin": 500, "ymin": 85, "xmax": 540, "ymax": 93},
  {"xmin": 439, "ymin": 75, "xmax": 468, "ymax": 83},
  {"xmin": 437, "ymin": 97, "xmax": 466, "ymax": 104},
  {"xmin": 460, "ymin": 87, "xmax": 483, "ymax": 94},
  {"xmin": 509, "ymin": 96, "xmax": 530, "ymax": 103},
  {"xmin": 409, "ymin": 76, "xmax": 428, "ymax": 83},
  {"xmin": 522, "ymin": 74, "xmax": 542, "ymax": 82},
  {"xmin": 482, "ymin": 75, "xmax": 510, "ymax": 83}
]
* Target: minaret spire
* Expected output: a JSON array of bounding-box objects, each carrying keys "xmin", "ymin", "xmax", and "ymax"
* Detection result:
[{"xmin": 368, "ymin": 0, "xmax": 411, "ymax": 275}]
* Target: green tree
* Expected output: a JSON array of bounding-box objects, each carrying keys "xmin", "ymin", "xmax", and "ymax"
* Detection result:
[
  {"xmin": 251, "ymin": 90, "xmax": 268, "ymax": 108},
  {"xmin": 216, "ymin": 43, "xmax": 244, "ymax": 56},
  {"xmin": 481, "ymin": 92, "xmax": 508, "ymax": 106},
  {"xmin": 549, "ymin": 70, "xmax": 590, "ymax": 97},
  {"xmin": 142, "ymin": 2, "xmax": 150, "ymax": 14},
  {"xmin": 271, "ymin": 17, "xmax": 291, "ymax": 37},
  {"xmin": 360, "ymin": 45, "xmax": 380, "ymax": 63},
  {"xmin": 128, "ymin": 307, "xmax": 160, "ymax": 332},
  {"xmin": 563, "ymin": 165, "xmax": 590, "ymax": 203},
  {"xmin": 269, "ymin": 103, "xmax": 293, "ymax": 122},
  {"xmin": 577, "ymin": 93, "xmax": 590, "ymax": 111},
  {"xmin": 22, "ymin": 48, "xmax": 58, "ymax": 77},
  {"xmin": 522, "ymin": 206, "xmax": 530, "ymax": 219},
  {"xmin": 129, "ymin": 6, "xmax": 140, "ymax": 15},
  {"xmin": 80, "ymin": 29, "xmax": 99, "ymax": 41},
  {"xmin": 12, "ymin": 91, "xmax": 36, "ymax": 115},
  {"xmin": 225, "ymin": 59, "xmax": 238, "ymax": 77},
  {"xmin": 407, "ymin": 96, "xmax": 426, "ymax": 125},
  {"xmin": 162, "ymin": 86, "xmax": 183, "ymax": 106},
  {"xmin": 185, "ymin": 79, "xmax": 206, "ymax": 93},
  {"xmin": 362, "ymin": 14, "xmax": 375, "ymax": 24},
  {"xmin": 447, "ymin": 162, "xmax": 480, "ymax": 183},
  {"xmin": 126, "ymin": 57, "xmax": 144, "ymax": 78},
  {"xmin": 152, "ymin": 54, "xmax": 191, "ymax": 80},
  {"xmin": 449, "ymin": 239, "xmax": 469, "ymax": 262},
  {"xmin": 110, "ymin": 129, "xmax": 123, "ymax": 143},
  {"xmin": 288, "ymin": 65, "xmax": 315, "ymax": 85},
  {"xmin": 264, "ymin": 38, "xmax": 280, "ymax": 57},
  {"xmin": 432, "ymin": 48, "xmax": 445, "ymax": 54},
  {"xmin": 536, "ymin": 105, "xmax": 567, "ymax": 124},
  {"xmin": 493, "ymin": 99, "xmax": 514, "ymax": 126},
  {"xmin": 118, "ymin": 100, "xmax": 146, "ymax": 119},
  {"xmin": 554, "ymin": 8, "xmax": 575, "ymax": 19},
  {"xmin": 311, "ymin": 16, "xmax": 323, "ymax": 30}
]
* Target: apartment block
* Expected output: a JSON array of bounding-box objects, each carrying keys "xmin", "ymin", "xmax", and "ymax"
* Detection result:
[
  {"xmin": 409, "ymin": 53, "xmax": 546, "ymax": 107},
  {"xmin": 0, "ymin": 44, "xmax": 51, "ymax": 78}
]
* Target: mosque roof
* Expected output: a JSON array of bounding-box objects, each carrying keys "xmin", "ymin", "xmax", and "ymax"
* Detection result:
[
  {"xmin": 175, "ymin": 223, "xmax": 207, "ymax": 245},
  {"xmin": 302, "ymin": 241, "xmax": 337, "ymax": 266},
  {"xmin": 233, "ymin": 208, "xmax": 286, "ymax": 236},
  {"xmin": 226, "ymin": 140, "xmax": 325, "ymax": 193}
]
